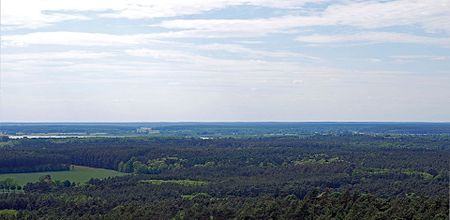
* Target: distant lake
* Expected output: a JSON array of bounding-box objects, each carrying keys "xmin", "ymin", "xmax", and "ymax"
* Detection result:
[{"xmin": 8, "ymin": 135, "xmax": 118, "ymax": 139}]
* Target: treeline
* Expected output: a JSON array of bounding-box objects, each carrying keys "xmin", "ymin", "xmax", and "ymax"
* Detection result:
[
  {"xmin": 2, "ymin": 135, "xmax": 448, "ymax": 173},
  {"xmin": 0, "ymin": 150, "xmax": 70, "ymax": 173},
  {"xmin": 0, "ymin": 177, "xmax": 447, "ymax": 219},
  {"xmin": 0, "ymin": 179, "xmax": 22, "ymax": 192}
]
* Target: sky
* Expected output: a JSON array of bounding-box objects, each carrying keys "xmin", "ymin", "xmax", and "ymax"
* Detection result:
[{"xmin": 0, "ymin": 0, "xmax": 449, "ymax": 122}]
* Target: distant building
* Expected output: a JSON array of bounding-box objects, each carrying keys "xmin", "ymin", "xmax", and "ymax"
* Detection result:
[{"xmin": 136, "ymin": 127, "xmax": 159, "ymax": 134}]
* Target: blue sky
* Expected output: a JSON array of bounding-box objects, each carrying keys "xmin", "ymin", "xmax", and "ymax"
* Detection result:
[{"xmin": 1, "ymin": 0, "xmax": 449, "ymax": 122}]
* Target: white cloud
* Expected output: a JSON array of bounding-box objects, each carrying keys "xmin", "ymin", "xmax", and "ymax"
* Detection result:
[
  {"xmin": 1, "ymin": 32, "xmax": 318, "ymax": 61},
  {"xmin": 124, "ymin": 49, "xmax": 209, "ymax": 63},
  {"xmin": 155, "ymin": 16, "xmax": 327, "ymax": 37},
  {"xmin": 1, "ymin": 31, "xmax": 258, "ymax": 47},
  {"xmin": 195, "ymin": 43, "xmax": 319, "ymax": 60},
  {"xmin": 390, "ymin": 55, "xmax": 449, "ymax": 61},
  {"xmin": 155, "ymin": 0, "xmax": 450, "ymax": 37},
  {"xmin": 1, "ymin": 32, "xmax": 163, "ymax": 47},
  {"xmin": 2, "ymin": 51, "xmax": 116, "ymax": 61},
  {"xmin": 390, "ymin": 55, "xmax": 450, "ymax": 63},
  {"xmin": 322, "ymin": 0, "xmax": 450, "ymax": 33},
  {"xmin": 295, "ymin": 32, "xmax": 450, "ymax": 46},
  {"xmin": 1, "ymin": 0, "xmax": 108, "ymax": 29},
  {"xmin": 292, "ymin": 79, "xmax": 304, "ymax": 85},
  {"xmin": 100, "ymin": 0, "xmax": 319, "ymax": 19},
  {"xmin": 1, "ymin": 1, "xmax": 449, "ymax": 121},
  {"xmin": 4, "ymin": 0, "xmax": 448, "ymax": 34},
  {"xmin": 1, "ymin": 0, "xmax": 319, "ymax": 29}
]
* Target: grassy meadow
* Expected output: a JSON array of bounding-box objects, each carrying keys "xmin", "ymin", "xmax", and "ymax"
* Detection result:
[{"xmin": 0, "ymin": 165, "xmax": 126, "ymax": 186}]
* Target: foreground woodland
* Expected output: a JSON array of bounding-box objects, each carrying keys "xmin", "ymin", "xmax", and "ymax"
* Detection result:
[{"xmin": 0, "ymin": 134, "xmax": 448, "ymax": 219}]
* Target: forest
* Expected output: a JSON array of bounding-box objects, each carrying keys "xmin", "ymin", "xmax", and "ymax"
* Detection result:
[{"xmin": 0, "ymin": 133, "xmax": 449, "ymax": 219}]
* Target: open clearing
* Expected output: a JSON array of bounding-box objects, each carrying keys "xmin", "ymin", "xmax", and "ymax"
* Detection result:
[{"xmin": 0, "ymin": 165, "xmax": 126, "ymax": 186}]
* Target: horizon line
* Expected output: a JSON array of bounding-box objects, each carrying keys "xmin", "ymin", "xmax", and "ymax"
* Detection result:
[{"xmin": 1, "ymin": 121, "xmax": 449, "ymax": 124}]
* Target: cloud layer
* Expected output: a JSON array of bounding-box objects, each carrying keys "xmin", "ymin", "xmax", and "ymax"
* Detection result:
[{"xmin": 1, "ymin": 0, "xmax": 449, "ymax": 121}]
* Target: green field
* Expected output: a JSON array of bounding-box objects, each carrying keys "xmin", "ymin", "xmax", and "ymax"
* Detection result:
[{"xmin": 0, "ymin": 166, "xmax": 126, "ymax": 186}]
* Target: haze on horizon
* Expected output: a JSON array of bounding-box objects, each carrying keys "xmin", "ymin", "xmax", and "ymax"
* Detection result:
[{"xmin": 1, "ymin": 0, "xmax": 449, "ymax": 122}]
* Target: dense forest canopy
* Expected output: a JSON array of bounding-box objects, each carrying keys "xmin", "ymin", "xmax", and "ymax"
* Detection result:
[{"xmin": 0, "ymin": 130, "xmax": 448, "ymax": 219}]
